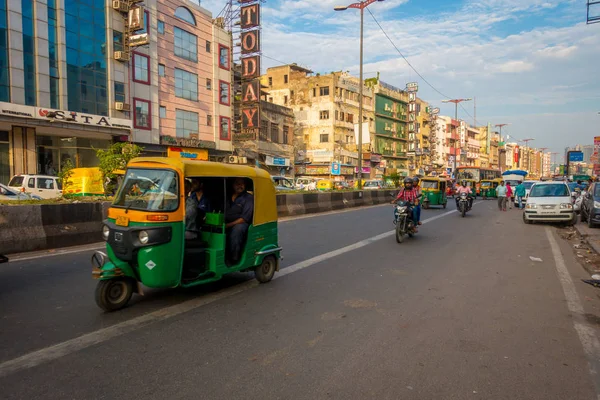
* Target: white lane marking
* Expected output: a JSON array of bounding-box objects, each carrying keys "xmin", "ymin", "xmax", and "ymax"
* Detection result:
[
  {"xmin": 0, "ymin": 203, "xmax": 468, "ymax": 377},
  {"xmin": 279, "ymin": 203, "xmax": 387, "ymax": 222},
  {"xmin": 545, "ymin": 227, "xmax": 600, "ymax": 398}
]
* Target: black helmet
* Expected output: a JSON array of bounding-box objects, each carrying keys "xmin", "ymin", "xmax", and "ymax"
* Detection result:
[
  {"xmin": 461, "ymin": 180, "xmax": 467, "ymax": 186},
  {"xmin": 403, "ymin": 177, "xmax": 413, "ymax": 185},
  {"xmin": 412, "ymin": 177, "xmax": 420, "ymax": 184}
]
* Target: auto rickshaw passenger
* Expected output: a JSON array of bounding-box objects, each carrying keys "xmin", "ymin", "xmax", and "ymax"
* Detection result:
[
  {"xmin": 184, "ymin": 180, "xmax": 199, "ymax": 240},
  {"xmin": 191, "ymin": 178, "xmax": 211, "ymax": 214},
  {"xmin": 226, "ymin": 178, "xmax": 254, "ymax": 263}
]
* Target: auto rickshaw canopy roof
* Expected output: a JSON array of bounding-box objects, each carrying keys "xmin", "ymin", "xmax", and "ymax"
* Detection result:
[
  {"xmin": 127, "ymin": 157, "xmax": 278, "ymax": 225},
  {"xmin": 420, "ymin": 177, "xmax": 447, "ymax": 182}
]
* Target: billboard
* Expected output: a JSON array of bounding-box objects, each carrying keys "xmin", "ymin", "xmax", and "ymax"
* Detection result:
[
  {"xmin": 568, "ymin": 151, "xmax": 584, "ymax": 162},
  {"xmin": 239, "ymin": 0, "xmax": 261, "ymax": 140}
]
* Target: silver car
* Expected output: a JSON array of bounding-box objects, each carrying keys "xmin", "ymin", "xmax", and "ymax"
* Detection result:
[{"xmin": 0, "ymin": 183, "xmax": 42, "ymax": 201}]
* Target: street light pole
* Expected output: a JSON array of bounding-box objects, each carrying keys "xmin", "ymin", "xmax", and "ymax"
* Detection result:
[
  {"xmin": 334, "ymin": 0, "xmax": 383, "ymax": 190},
  {"xmin": 442, "ymin": 98, "xmax": 471, "ymax": 179}
]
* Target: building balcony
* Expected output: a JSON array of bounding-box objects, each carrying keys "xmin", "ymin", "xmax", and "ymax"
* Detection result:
[{"xmin": 334, "ymin": 121, "xmax": 355, "ymax": 130}]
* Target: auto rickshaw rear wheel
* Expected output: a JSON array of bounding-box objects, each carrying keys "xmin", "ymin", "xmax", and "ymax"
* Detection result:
[
  {"xmin": 443, "ymin": 202, "xmax": 447, "ymax": 209},
  {"xmin": 255, "ymin": 255, "xmax": 277, "ymax": 283},
  {"xmin": 95, "ymin": 277, "xmax": 134, "ymax": 312}
]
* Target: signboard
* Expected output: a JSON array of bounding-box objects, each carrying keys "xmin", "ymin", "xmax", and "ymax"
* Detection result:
[
  {"xmin": 331, "ymin": 162, "xmax": 341, "ymax": 175},
  {"xmin": 239, "ymin": 1, "xmax": 261, "ymax": 141},
  {"xmin": 353, "ymin": 122, "xmax": 371, "ymax": 144},
  {"xmin": 569, "ymin": 151, "xmax": 584, "ymax": 162},
  {"xmin": 0, "ymin": 102, "xmax": 132, "ymax": 129},
  {"xmin": 406, "ymin": 82, "xmax": 418, "ymax": 92},
  {"xmin": 160, "ymin": 135, "xmax": 216, "ymax": 149},
  {"xmin": 431, "ymin": 107, "xmax": 440, "ymax": 114},
  {"xmin": 266, "ymin": 156, "xmax": 289, "ymax": 166},
  {"xmin": 167, "ymin": 147, "xmax": 209, "ymax": 161},
  {"xmin": 593, "ymin": 137, "xmax": 600, "ymax": 172}
]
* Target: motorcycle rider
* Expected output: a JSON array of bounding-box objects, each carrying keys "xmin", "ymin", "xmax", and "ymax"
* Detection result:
[
  {"xmin": 412, "ymin": 177, "xmax": 422, "ymax": 225},
  {"xmin": 455, "ymin": 180, "xmax": 474, "ymax": 210},
  {"xmin": 392, "ymin": 177, "xmax": 420, "ymax": 230}
]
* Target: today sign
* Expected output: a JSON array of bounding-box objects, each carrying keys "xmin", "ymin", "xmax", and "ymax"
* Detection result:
[{"xmin": 239, "ymin": 0, "xmax": 261, "ymax": 141}]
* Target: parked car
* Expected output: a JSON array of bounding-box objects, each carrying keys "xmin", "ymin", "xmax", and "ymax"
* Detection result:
[
  {"xmin": 271, "ymin": 176, "xmax": 294, "ymax": 191},
  {"xmin": 0, "ymin": 183, "xmax": 42, "ymax": 201},
  {"xmin": 580, "ymin": 182, "xmax": 600, "ymax": 228},
  {"xmin": 295, "ymin": 177, "xmax": 319, "ymax": 191},
  {"xmin": 523, "ymin": 181, "xmax": 576, "ymax": 225},
  {"xmin": 8, "ymin": 175, "xmax": 62, "ymax": 199},
  {"xmin": 363, "ymin": 180, "xmax": 383, "ymax": 190},
  {"xmin": 334, "ymin": 181, "xmax": 350, "ymax": 190}
]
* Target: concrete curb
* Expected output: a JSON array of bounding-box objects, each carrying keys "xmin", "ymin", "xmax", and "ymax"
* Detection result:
[
  {"xmin": 1, "ymin": 190, "xmax": 398, "ymax": 255},
  {"xmin": 574, "ymin": 222, "xmax": 600, "ymax": 256}
]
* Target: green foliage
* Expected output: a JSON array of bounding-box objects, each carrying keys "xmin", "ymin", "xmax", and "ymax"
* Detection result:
[
  {"xmin": 57, "ymin": 158, "xmax": 74, "ymax": 187},
  {"xmin": 96, "ymin": 142, "xmax": 143, "ymax": 193}
]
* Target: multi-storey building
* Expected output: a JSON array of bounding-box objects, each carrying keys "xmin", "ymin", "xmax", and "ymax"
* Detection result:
[
  {"xmin": 465, "ymin": 125, "xmax": 480, "ymax": 167},
  {"xmin": 0, "ymin": 0, "xmax": 232, "ymax": 184},
  {"xmin": 262, "ymin": 65, "xmax": 375, "ymax": 180}
]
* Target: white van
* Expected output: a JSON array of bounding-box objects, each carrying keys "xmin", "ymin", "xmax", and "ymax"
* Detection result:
[{"xmin": 8, "ymin": 175, "xmax": 62, "ymax": 199}]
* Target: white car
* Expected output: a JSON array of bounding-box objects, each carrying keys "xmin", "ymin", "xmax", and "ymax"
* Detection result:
[
  {"xmin": 514, "ymin": 180, "xmax": 537, "ymax": 206},
  {"xmin": 363, "ymin": 180, "xmax": 383, "ymax": 190},
  {"xmin": 271, "ymin": 176, "xmax": 294, "ymax": 191},
  {"xmin": 0, "ymin": 183, "xmax": 42, "ymax": 201},
  {"xmin": 523, "ymin": 181, "xmax": 576, "ymax": 225},
  {"xmin": 8, "ymin": 174, "xmax": 63, "ymax": 199}
]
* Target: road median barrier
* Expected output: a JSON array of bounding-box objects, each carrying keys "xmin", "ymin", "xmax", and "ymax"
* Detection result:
[{"xmin": 1, "ymin": 190, "xmax": 397, "ymax": 255}]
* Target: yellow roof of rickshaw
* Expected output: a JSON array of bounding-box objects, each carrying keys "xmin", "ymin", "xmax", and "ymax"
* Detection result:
[
  {"xmin": 128, "ymin": 157, "xmax": 273, "ymax": 180},
  {"xmin": 420, "ymin": 177, "xmax": 446, "ymax": 182}
]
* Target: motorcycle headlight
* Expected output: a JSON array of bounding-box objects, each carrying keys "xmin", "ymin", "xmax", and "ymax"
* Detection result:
[
  {"xmin": 138, "ymin": 230, "xmax": 149, "ymax": 244},
  {"xmin": 102, "ymin": 225, "xmax": 110, "ymax": 241},
  {"xmin": 397, "ymin": 206, "xmax": 407, "ymax": 213},
  {"xmin": 526, "ymin": 203, "xmax": 537, "ymax": 209},
  {"xmin": 560, "ymin": 203, "xmax": 573, "ymax": 209},
  {"xmin": 594, "ymin": 201, "xmax": 600, "ymax": 209}
]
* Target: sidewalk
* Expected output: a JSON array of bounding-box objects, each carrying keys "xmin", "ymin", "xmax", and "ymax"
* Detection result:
[{"xmin": 574, "ymin": 221, "xmax": 600, "ymax": 256}]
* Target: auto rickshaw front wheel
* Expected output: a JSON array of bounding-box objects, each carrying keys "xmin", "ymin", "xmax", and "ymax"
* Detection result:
[
  {"xmin": 95, "ymin": 277, "xmax": 134, "ymax": 312},
  {"xmin": 255, "ymin": 255, "xmax": 277, "ymax": 283}
]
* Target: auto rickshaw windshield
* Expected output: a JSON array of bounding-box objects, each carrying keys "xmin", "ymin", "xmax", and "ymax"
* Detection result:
[
  {"xmin": 421, "ymin": 181, "xmax": 438, "ymax": 189},
  {"xmin": 113, "ymin": 168, "xmax": 179, "ymax": 211}
]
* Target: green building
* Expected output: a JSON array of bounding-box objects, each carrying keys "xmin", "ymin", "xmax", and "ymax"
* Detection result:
[{"xmin": 366, "ymin": 78, "xmax": 410, "ymax": 176}]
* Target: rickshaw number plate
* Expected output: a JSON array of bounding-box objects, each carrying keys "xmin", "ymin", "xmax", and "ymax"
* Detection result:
[{"xmin": 116, "ymin": 216, "xmax": 130, "ymax": 226}]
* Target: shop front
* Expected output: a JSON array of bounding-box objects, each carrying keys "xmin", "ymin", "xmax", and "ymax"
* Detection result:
[{"xmin": 0, "ymin": 102, "xmax": 132, "ymax": 180}]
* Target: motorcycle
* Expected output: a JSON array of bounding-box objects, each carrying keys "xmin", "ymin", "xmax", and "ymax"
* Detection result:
[
  {"xmin": 393, "ymin": 200, "xmax": 416, "ymax": 243},
  {"xmin": 457, "ymin": 192, "xmax": 470, "ymax": 217}
]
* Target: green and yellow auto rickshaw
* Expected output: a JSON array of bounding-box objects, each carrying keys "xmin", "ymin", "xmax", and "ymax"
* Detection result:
[
  {"xmin": 91, "ymin": 157, "xmax": 282, "ymax": 312},
  {"xmin": 420, "ymin": 177, "xmax": 448, "ymax": 209},
  {"xmin": 480, "ymin": 179, "xmax": 494, "ymax": 199}
]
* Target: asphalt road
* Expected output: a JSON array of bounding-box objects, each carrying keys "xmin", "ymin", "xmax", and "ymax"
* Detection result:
[{"xmin": 1, "ymin": 199, "xmax": 600, "ymax": 399}]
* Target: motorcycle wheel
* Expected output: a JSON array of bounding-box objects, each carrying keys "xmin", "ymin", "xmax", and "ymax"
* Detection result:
[
  {"xmin": 461, "ymin": 205, "xmax": 466, "ymax": 218},
  {"xmin": 396, "ymin": 217, "xmax": 405, "ymax": 243}
]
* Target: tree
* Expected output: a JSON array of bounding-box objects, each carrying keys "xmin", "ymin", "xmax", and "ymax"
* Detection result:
[
  {"xmin": 96, "ymin": 142, "xmax": 143, "ymax": 193},
  {"xmin": 57, "ymin": 158, "xmax": 75, "ymax": 196}
]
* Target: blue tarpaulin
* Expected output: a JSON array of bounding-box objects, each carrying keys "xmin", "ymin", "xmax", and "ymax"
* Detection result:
[{"xmin": 502, "ymin": 170, "xmax": 528, "ymax": 176}]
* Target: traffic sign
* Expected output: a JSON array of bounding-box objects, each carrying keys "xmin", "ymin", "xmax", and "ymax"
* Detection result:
[{"xmin": 569, "ymin": 151, "xmax": 584, "ymax": 162}]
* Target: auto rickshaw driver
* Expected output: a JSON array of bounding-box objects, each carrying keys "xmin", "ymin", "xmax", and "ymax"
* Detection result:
[{"xmin": 226, "ymin": 178, "xmax": 254, "ymax": 263}]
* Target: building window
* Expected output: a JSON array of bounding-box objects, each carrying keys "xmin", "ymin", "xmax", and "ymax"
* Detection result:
[
  {"xmin": 133, "ymin": 98, "xmax": 151, "ymax": 130},
  {"xmin": 174, "ymin": 68, "xmax": 198, "ymax": 101},
  {"xmin": 347, "ymin": 113, "xmax": 354, "ymax": 123},
  {"xmin": 320, "ymin": 86, "xmax": 329, "ymax": 96},
  {"xmin": 48, "ymin": 0, "xmax": 59, "ymax": 107},
  {"xmin": 174, "ymin": 27, "xmax": 198, "ymax": 62},
  {"xmin": 158, "ymin": 64, "xmax": 165, "ymax": 77},
  {"xmin": 133, "ymin": 52, "xmax": 150, "ymax": 84},
  {"xmin": 268, "ymin": 97, "xmax": 273, "ymax": 102},
  {"xmin": 206, "ymin": 40, "xmax": 211, "ymax": 52},
  {"xmin": 320, "ymin": 110, "xmax": 329, "ymax": 120},
  {"xmin": 176, "ymin": 109, "xmax": 199, "ymax": 138},
  {"xmin": 260, "ymin": 120, "xmax": 268, "ymax": 141},
  {"xmin": 335, "ymin": 110, "xmax": 339, "ymax": 120},
  {"xmin": 220, "ymin": 116, "xmax": 231, "ymax": 140},
  {"xmin": 268, "ymin": 77, "xmax": 272, "ymax": 86},
  {"xmin": 207, "ymin": 114, "xmax": 212, "ymax": 126},
  {"xmin": 175, "ymin": 6, "xmax": 196, "ymax": 25},
  {"xmin": 283, "ymin": 126, "xmax": 289, "ymax": 144},
  {"xmin": 218, "ymin": 44, "xmax": 230, "ymax": 70},
  {"xmin": 320, "ymin": 134, "xmax": 329, "ymax": 143},
  {"xmin": 290, "ymin": 90, "xmax": 294, "ymax": 97},
  {"xmin": 284, "ymin": 74, "xmax": 288, "ymax": 84},
  {"xmin": 114, "ymin": 82, "xmax": 125, "ymax": 103},
  {"xmin": 219, "ymin": 80, "xmax": 230, "ymax": 106},
  {"xmin": 159, "ymin": 106, "xmax": 166, "ymax": 118},
  {"xmin": 340, "ymin": 112, "xmax": 345, "ymax": 121},
  {"xmin": 22, "ymin": 0, "xmax": 36, "ymax": 106},
  {"xmin": 141, "ymin": 10, "xmax": 150, "ymax": 34},
  {"xmin": 270, "ymin": 123, "xmax": 279, "ymax": 143},
  {"xmin": 0, "ymin": 0, "xmax": 9, "ymax": 101},
  {"xmin": 158, "ymin": 20, "xmax": 164, "ymax": 34},
  {"xmin": 206, "ymin": 78, "xmax": 211, "ymax": 90},
  {"xmin": 113, "ymin": 30, "xmax": 123, "ymax": 52},
  {"xmin": 312, "ymin": 88, "xmax": 316, "ymax": 97},
  {"xmin": 50, "ymin": 77, "xmax": 59, "ymax": 108},
  {"xmin": 284, "ymin": 95, "xmax": 288, "ymax": 105}
]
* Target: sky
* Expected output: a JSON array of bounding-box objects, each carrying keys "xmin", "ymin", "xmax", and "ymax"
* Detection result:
[{"xmin": 197, "ymin": 0, "xmax": 600, "ymax": 155}]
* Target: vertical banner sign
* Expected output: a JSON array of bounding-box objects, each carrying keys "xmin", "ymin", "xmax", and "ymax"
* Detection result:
[
  {"xmin": 593, "ymin": 136, "xmax": 600, "ymax": 175},
  {"xmin": 239, "ymin": 0, "xmax": 261, "ymax": 140},
  {"xmin": 486, "ymin": 122, "xmax": 491, "ymax": 155},
  {"xmin": 406, "ymin": 82, "xmax": 417, "ymax": 161}
]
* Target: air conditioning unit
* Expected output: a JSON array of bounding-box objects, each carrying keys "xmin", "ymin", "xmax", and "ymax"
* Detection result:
[
  {"xmin": 113, "ymin": 51, "xmax": 129, "ymax": 61},
  {"xmin": 115, "ymin": 102, "xmax": 130, "ymax": 111},
  {"xmin": 112, "ymin": 0, "xmax": 129, "ymax": 12},
  {"xmin": 228, "ymin": 155, "xmax": 238, "ymax": 164},
  {"xmin": 239, "ymin": 156, "xmax": 248, "ymax": 164},
  {"xmin": 384, "ymin": 126, "xmax": 391, "ymax": 131}
]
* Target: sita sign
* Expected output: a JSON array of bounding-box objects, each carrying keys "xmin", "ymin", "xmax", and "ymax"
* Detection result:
[{"xmin": 239, "ymin": 0, "xmax": 261, "ymax": 140}]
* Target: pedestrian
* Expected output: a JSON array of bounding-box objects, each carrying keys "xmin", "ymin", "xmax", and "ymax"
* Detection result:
[
  {"xmin": 515, "ymin": 181, "xmax": 526, "ymax": 209},
  {"xmin": 506, "ymin": 182, "xmax": 513, "ymax": 209},
  {"xmin": 496, "ymin": 181, "xmax": 508, "ymax": 211}
]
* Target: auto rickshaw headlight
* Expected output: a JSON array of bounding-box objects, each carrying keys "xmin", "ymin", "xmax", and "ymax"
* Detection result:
[
  {"xmin": 138, "ymin": 230, "xmax": 149, "ymax": 244},
  {"xmin": 102, "ymin": 225, "xmax": 110, "ymax": 241}
]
